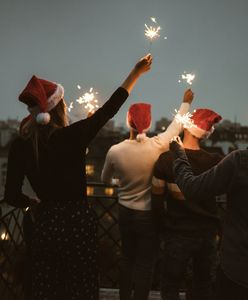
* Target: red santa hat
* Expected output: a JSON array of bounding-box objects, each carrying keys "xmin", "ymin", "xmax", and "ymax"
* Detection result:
[
  {"xmin": 187, "ymin": 108, "xmax": 222, "ymax": 138},
  {"xmin": 19, "ymin": 75, "xmax": 64, "ymax": 125},
  {"xmin": 126, "ymin": 103, "xmax": 151, "ymax": 141}
]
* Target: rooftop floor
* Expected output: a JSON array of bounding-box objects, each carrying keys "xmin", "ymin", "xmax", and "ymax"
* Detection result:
[{"xmin": 100, "ymin": 289, "xmax": 186, "ymax": 300}]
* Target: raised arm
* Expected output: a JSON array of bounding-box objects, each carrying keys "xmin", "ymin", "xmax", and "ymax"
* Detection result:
[
  {"xmin": 156, "ymin": 89, "xmax": 194, "ymax": 147},
  {"xmin": 169, "ymin": 137, "xmax": 239, "ymax": 199},
  {"xmin": 4, "ymin": 139, "xmax": 30, "ymax": 208},
  {"xmin": 60, "ymin": 55, "xmax": 152, "ymax": 148}
]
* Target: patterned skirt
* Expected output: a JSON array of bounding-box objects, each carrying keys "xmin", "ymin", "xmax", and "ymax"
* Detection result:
[{"xmin": 31, "ymin": 200, "xmax": 99, "ymax": 300}]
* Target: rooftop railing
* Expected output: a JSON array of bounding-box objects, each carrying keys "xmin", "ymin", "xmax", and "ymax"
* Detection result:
[{"xmin": 0, "ymin": 183, "xmax": 227, "ymax": 300}]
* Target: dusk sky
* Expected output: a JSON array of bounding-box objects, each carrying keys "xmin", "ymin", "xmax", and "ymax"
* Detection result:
[{"xmin": 1, "ymin": 0, "xmax": 248, "ymax": 128}]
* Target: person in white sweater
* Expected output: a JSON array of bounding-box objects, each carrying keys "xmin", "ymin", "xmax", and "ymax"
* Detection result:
[{"xmin": 101, "ymin": 89, "xmax": 194, "ymax": 300}]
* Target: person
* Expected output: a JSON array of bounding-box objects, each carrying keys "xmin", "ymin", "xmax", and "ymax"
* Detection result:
[
  {"xmin": 101, "ymin": 89, "xmax": 194, "ymax": 300},
  {"xmin": 151, "ymin": 108, "xmax": 223, "ymax": 300},
  {"xmin": 3, "ymin": 54, "xmax": 152, "ymax": 300},
  {"xmin": 169, "ymin": 136, "xmax": 248, "ymax": 300}
]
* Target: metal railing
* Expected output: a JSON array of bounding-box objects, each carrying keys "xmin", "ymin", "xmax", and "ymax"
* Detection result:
[{"xmin": 0, "ymin": 184, "xmax": 227, "ymax": 299}]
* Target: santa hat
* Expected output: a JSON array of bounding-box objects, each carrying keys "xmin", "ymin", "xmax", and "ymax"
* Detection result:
[
  {"xmin": 127, "ymin": 103, "xmax": 151, "ymax": 141},
  {"xmin": 187, "ymin": 108, "xmax": 222, "ymax": 139},
  {"xmin": 19, "ymin": 75, "xmax": 64, "ymax": 125}
]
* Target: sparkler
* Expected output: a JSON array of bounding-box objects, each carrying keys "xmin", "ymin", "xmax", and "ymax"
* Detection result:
[
  {"xmin": 76, "ymin": 87, "xmax": 99, "ymax": 114},
  {"xmin": 67, "ymin": 85, "xmax": 100, "ymax": 120},
  {"xmin": 67, "ymin": 102, "xmax": 74, "ymax": 112},
  {"xmin": 178, "ymin": 72, "xmax": 195, "ymax": 85},
  {"xmin": 174, "ymin": 109, "xmax": 196, "ymax": 129},
  {"xmin": 144, "ymin": 17, "xmax": 162, "ymax": 52}
]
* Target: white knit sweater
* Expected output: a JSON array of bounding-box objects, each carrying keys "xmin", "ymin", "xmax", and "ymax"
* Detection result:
[{"xmin": 101, "ymin": 103, "xmax": 189, "ymax": 211}]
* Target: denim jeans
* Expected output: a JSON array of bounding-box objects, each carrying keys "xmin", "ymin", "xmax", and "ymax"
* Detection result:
[
  {"xmin": 160, "ymin": 233, "xmax": 217, "ymax": 300},
  {"xmin": 118, "ymin": 204, "xmax": 159, "ymax": 300}
]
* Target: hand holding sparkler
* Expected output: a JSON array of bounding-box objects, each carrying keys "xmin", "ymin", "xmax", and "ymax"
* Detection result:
[
  {"xmin": 121, "ymin": 54, "xmax": 153, "ymax": 94},
  {"xmin": 169, "ymin": 136, "xmax": 184, "ymax": 152},
  {"xmin": 174, "ymin": 89, "xmax": 195, "ymax": 129},
  {"xmin": 134, "ymin": 54, "xmax": 153, "ymax": 75},
  {"xmin": 183, "ymin": 89, "xmax": 194, "ymax": 104}
]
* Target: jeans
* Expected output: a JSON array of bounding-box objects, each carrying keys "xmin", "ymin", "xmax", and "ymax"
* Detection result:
[
  {"xmin": 216, "ymin": 267, "xmax": 248, "ymax": 300},
  {"xmin": 118, "ymin": 204, "xmax": 159, "ymax": 300},
  {"xmin": 160, "ymin": 233, "xmax": 217, "ymax": 300}
]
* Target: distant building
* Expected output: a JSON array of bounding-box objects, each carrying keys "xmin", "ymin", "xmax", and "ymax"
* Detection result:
[
  {"xmin": 154, "ymin": 117, "xmax": 171, "ymax": 133},
  {"xmin": 0, "ymin": 117, "xmax": 247, "ymax": 203},
  {"xmin": 207, "ymin": 121, "xmax": 248, "ymax": 154}
]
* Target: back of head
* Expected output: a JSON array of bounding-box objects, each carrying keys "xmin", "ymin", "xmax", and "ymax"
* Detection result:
[
  {"xmin": 19, "ymin": 75, "xmax": 68, "ymax": 162},
  {"xmin": 186, "ymin": 108, "xmax": 222, "ymax": 139},
  {"xmin": 126, "ymin": 103, "xmax": 152, "ymax": 142}
]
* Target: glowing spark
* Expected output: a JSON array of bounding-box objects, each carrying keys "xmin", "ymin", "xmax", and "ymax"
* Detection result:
[
  {"xmin": 77, "ymin": 85, "xmax": 81, "ymax": 90},
  {"xmin": 1, "ymin": 232, "xmax": 9, "ymax": 240},
  {"xmin": 67, "ymin": 102, "xmax": 74, "ymax": 112},
  {"xmin": 145, "ymin": 23, "xmax": 161, "ymax": 40},
  {"xmin": 151, "ymin": 17, "xmax": 157, "ymax": 23},
  {"xmin": 76, "ymin": 87, "xmax": 99, "ymax": 113},
  {"xmin": 180, "ymin": 72, "xmax": 195, "ymax": 85},
  {"xmin": 174, "ymin": 110, "xmax": 196, "ymax": 129}
]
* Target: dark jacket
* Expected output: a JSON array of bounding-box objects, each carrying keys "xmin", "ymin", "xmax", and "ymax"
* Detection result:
[
  {"xmin": 4, "ymin": 87, "xmax": 128, "ymax": 208},
  {"xmin": 171, "ymin": 146, "xmax": 248, "ymax": 288}
]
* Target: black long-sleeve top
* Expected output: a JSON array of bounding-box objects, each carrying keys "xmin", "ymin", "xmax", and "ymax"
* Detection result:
[
  {"xmin": 171, "ymin": 145, "xmax": 248, "ymax": 288},
  {"xmin": 4, "ymin": 87, "xmax": 129, "ymax": 208},
  {"xmin": 153, "ymin": 149, "xmax": 222, "ymax": 237}
]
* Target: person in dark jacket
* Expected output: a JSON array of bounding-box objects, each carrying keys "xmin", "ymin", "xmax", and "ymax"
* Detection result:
[
  {"xmin": 151, "ymin": 108, "xmax": 223, "ymax": 300},
  {"xmin": 169, "ymin": 136, "xmax": 248, "ymax": 300},
  {"xmin": 4, "ymin": 54, "xmax": 152, "ymax": 300}
]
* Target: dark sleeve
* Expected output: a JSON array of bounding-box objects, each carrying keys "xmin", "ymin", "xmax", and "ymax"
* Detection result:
[
  {"xmin": 151, "ymin": 155, "xmax": 168, "ymax": 232},
  {"xmin": 173, "ymin": 149, "xmax": 239, "ymax": 199},
  {"xmin": 4, "ymin": 139, "xmax": 30, "ymax": 208},
  {"xmin": 153, "ymin": 153, "xmax": 168, "ymax": 179},
  {"xmin": 59, "ymin": 87, "xmax": 129, "ymax": 147}
]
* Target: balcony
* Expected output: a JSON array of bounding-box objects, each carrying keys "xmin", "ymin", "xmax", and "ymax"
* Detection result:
[{"xmin": 0, "ymin": 183, "xmax": 226, "ymax": 300}]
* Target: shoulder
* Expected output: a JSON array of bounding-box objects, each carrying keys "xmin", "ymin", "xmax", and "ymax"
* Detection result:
[
  {"xmin": 229, "ymin": 149, "xmax": 248, "ymax": 165},
  {"xmin": 158, "ymin": 150, "xmax": 173, "ymax": 163},
  {"xmin": 200, "ymin": 149, "xmax": 224, "ymax": 163},
  {"xmin": 154, "ymin": 150, "xmax": 173, "ymax": 178},
  {"xmin": 106, "ymin": 142, "xmax": 125, "ymax": 158}
]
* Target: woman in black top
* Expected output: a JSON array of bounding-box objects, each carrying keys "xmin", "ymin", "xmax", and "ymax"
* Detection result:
[{"xmin": 4, "ymin": 54, "xmax": 152, "ymax": 300}]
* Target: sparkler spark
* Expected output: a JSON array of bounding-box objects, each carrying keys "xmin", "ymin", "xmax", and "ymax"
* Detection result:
[
  {"xmin": 150, "ymin": 17, "xmax": 157, "ymax": 23},
  {"xmin": 144, "ymin": 23, "xmax": 161, "ymax": 41},
  {"xmin": 77, "ymin": 85, "xmax": 81, "ymax": 90},
  {"xmin": 174, "ymin": 110, "xmax": 196, "ymax": 129},
  {"xmin": 76, "ymin": 87, "xmax": 99, "ymax": 113},
  {"xmin": 67, "ymin": 102, "xmax": 74, "ymax": 112},
  {"xmin": 179, "ymin": 72, "xmax": 195, "ymax": 85}
]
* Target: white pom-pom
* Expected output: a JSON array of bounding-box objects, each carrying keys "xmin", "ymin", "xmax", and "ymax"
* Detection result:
[
  {"xmin": 36, "ymin": 112, "xmax": 51, "ymax": 125},
  {"xmin": 136, "ymin": 133, "xmax": 147, "ymax": 142}
]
